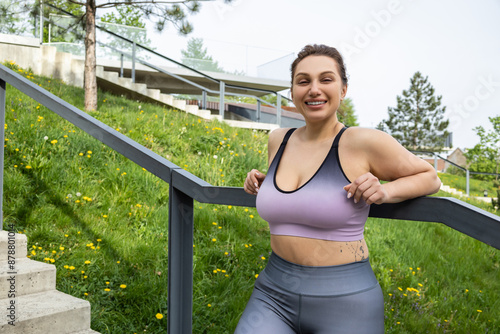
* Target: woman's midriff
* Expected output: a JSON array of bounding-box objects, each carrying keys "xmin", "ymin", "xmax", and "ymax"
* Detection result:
[{"xmin": 270, "ymin": 235, "xmax": 369, "ymax": 266}]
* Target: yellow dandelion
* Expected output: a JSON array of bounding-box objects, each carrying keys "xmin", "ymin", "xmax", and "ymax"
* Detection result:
[
  {"xmin": 104, "ymin": 288, "xmax": 110, "ymax": 292},
  {"xmin": 120, "ymin": 284, "xmax": 127, "ymax": 289},
  {"xmin": 156, "ymin": 313, "xmax": 164, "ymax": 320}
]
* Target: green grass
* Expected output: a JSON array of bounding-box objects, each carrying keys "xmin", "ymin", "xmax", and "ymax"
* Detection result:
[
  {"xmin": 438, "ymin": 172, "xmax": 498, "ymax": 198},
  {"xmin": 3, "ymin": 61, "xmax": 499, "ymax": 333}
]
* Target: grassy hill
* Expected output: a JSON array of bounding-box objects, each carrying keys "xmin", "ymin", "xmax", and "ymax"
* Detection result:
[{"xmin": 3, "ymin": 61, "xmax": 499, "ymax": 333}]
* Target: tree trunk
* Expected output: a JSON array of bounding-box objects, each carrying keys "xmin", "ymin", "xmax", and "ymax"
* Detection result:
[{"xmin": 84, "ymin": 0, "xmax": 97, "ymax": 111}]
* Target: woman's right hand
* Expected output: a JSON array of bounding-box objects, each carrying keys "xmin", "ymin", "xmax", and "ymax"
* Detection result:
[{"xmin": 244, "ymin": 169, "xmax": 266, "ymax": 195}]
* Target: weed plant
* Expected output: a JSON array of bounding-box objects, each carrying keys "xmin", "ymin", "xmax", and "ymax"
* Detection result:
[{"xmin": 2, "ymin": 62, "xmax": 499, "ymax": 333}]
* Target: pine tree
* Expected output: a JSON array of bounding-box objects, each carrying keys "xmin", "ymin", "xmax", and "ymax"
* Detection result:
[
  {"xmin": 338, "ymin": 97, "xmax": 359, "ymax": 126},
  {"xmin": 181, "ymin": 37, "xmax": 224, "ymax": 72},
  {"xmin": 379, "ymin": 72, "xmax": 449, "ymax": 151}
]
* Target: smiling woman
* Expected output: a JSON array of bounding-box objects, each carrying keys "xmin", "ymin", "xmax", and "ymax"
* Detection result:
[{"xmin": 238, "ymin": 44, "xmax": 441, "ymax": 333}]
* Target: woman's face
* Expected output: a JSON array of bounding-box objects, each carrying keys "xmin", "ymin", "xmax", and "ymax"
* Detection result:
[{"xmin": 291, "ymin": 55, "xmax": 347, "ymax": 123}]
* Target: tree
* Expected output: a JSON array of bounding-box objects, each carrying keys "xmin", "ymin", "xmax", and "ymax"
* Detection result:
[
  {"xmin": 181, "ymin": 37, "xmax": 224, "ymax": 72},
  {"xmin": 44, "ymin": 0, "xmax": 231, "ymax": 111},
  {"xmin": 338, "ymin": 97, "xmax": 359, "ymax": 126},
  {"xmin": 465, "ymin": 116, "xmax": 500, "ymax": 180},
  {"xmin": 0, "ymin": 1, "xmax": 33, "ymax": 35},
  {"xmin": 379, "ymin": 72, "xmax": 449, "ymax": 151}
]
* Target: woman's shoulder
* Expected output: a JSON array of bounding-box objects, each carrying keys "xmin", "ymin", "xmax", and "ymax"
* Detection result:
[
  {"xmin": 343, "ymin": 126, "xmax": 394, "ymax": 146},
  {"xmin": 268, "ymin": 127, "xmax": 294, "ymax": 145},
  {"xmin": 267, "ymin": 127, "xmax": 295, "ymax": 163}
]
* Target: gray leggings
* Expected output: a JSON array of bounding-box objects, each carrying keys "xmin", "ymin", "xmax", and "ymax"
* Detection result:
[{"xmin": 234, "ymin": 252, "xmax": 384, "ymax": 334}]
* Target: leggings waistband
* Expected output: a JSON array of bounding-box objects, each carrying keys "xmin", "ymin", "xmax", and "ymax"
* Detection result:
[{"xmin": 263, "ymin": 252, "xmax": 379, "ymax": 296}]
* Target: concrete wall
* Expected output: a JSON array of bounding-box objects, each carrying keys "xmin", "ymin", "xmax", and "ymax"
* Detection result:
[
  {"xmin": 0, "ymin": 33, "xmax": 42, "ymax": 74},
  {"xmin": 0, "ymin": 33, "xmax": 84, "ymax": 88}
]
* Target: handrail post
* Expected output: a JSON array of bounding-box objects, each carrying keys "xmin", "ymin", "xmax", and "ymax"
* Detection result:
[
  {"xmin": 202, "ymin": 90, "xmax": 207, "ymax": 110},
  {"xmin": 466, "ymin": 169, "xmax": 470, "ymax": 196},
  {"xmin": 0, "ymin": 79, "xmax": 6, "ymax": 230},
  {"xmin": 132, "ymin": 42, "xmax": 136, "ymax": 83},
  {"xmin": 219, "ymin": 81, "xmax": 225, "ymax": 119},
  {"xmin": 276, "ymin": 93, "xmax": 282, "ymax": 126},
  {"xmin": 120, "ymin": 53, "xmax": 124, "ymax": 78},
  {"xmin": 167, "ymin": 171, "xmax": 194, "ymax": 334},
  {"xmin": 39, "ymin": 1, "xmax": 44, "ymax": 45},
  {"xmin": 257, "ymin": 100, "xmax": 261, "ymax": 122}
]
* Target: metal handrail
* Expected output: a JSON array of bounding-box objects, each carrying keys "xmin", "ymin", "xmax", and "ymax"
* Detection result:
[
  {"xmin": 43, "ymin": 2, "xmax": 291, "ymax": 123},
  {"xmin": 412, "ymin": 150, "xmax": 500, "ymax": 196},
  {"xmin": 2, "ymin": 65, "xmax": 499, "ymax": 333}
]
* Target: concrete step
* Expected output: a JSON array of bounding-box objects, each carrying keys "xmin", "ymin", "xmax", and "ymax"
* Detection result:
[
  {"xmin": 0, "ymin": 258, "xmax": 56, "ymax": 297},
  {"xmin": 70, "ymin": 330, "xmax": 101, "ymax": 334},
  {"xmin": 133, "ymin": 82, "xmax": 148, "ymax": 95},
  {"xmin": 160, "ymin": 93, "xmax": 174, "ymax": 105},
  {"xmin": 184, "ymin": 104, "xmax": 199, "ymax": 114},
  {"xmin": 0, "ymin": 290, "xmax": 91, "ymax": 334},
  {"xmin": 172, "ymin": 99, "xmax": 186, "ymax": 110},
  {"xmin": 146, "ymin": 88, "xmax": 161, "ymax": 100},
  {"xmin": 102, "ymin": 71, "xmax": 119, "ymax": 84},
  {"xmin": 197, "ymin": 109, "xmax": 212, "ymax": 119},
  {"xmin": 0, "ymin": 231, "xmax": 27, "ymax": 261}
]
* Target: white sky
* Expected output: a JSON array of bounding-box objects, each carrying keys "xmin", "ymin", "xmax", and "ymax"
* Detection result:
[{"xmin": 145, "ymin": 0, "xmax": 500, "ymax": 150}]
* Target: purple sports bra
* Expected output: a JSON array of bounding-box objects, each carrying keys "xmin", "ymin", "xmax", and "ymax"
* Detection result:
[{"xmin": 256, "ymin": 127, "xmax": 370, "ymax": 242}]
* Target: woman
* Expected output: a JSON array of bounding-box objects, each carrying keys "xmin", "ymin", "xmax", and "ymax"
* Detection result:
[{"xmin": 236, "ymin": 44, "xmax": 441, "ymax": 333}]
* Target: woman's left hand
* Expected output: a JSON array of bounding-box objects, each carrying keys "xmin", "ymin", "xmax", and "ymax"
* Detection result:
[{"xmin": 343, "ymin": 172, "xmax": 389, "ymax": 205}]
